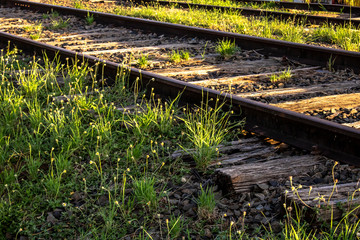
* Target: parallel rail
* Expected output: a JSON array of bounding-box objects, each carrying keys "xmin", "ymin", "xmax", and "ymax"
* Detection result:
[
  {"xmin": 139, "ymin": 0, "xmax": 360, "ymax": 26},
  {"xmin": 1, "ymin": 1, "xmax": 360, "ymax": 165},
  {"xmin": 234, "ymin": 0, "xmax": 360, "ymax": 15},
  {"xmin": 3, "ymin": 0, "xmax": 360, "ymax": 72}
]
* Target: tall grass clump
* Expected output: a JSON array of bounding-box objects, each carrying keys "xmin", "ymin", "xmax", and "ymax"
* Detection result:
[
  {"xmin": 125, "ymin": 91, "xmax": 180, "ymax": 138},
  {"xmin": 197, "ymin": 185, "xmax": 216, "ymax": 220},
  {"xmin": 180, "ymin": 97, "xmax": 244, "ymax": 170},
  {"xmin": 133, "ymin": 177, "xmax": 159, "ymax": 211}
]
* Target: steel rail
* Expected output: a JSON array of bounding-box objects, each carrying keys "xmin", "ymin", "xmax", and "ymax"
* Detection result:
[
  {"xmin": 1, "ymin": 31, "xmax": 360, "ymax": 166},
  {"xmin": 2, "ymin": 0, "xmax": 360, "ymax": 73},
  {"xmin": 139, "ymin": 0, "xmax": 360, "ymax": 27},
  {"xmin": 233, "ymin": 0, "xmax": 360, "ymax": 15}
]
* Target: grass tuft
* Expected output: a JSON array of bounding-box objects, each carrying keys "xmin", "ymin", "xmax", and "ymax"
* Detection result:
[
  {"xmin": 197, "ymin": 185, "xmax": 216, "ymax": 220},
  {"xmin": 215, "ymin": 39, "xmax": 239, "ymax": 58},
  {"xmin": 180, "ymin": 97, "xmax": 244, "ymax": 170}
]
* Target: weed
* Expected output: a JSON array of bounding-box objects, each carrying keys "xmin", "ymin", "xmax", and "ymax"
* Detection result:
[
  {"xmin": 49, "ymin": 18, "xmax": 70, "ymax": 30},
  {"xmin": 197, "ymin": 185, "xmax": 216, "ymax": 220},
  {"xmin": 73, "ymin": 0, "xmax": 84, "ymax": 9},
  {"xmin": 270, "ymin": 68, "xmax": 292, "ymax": 83},
  {"xmin": 169, "ymin": 50, "xmax": 182, "ymax": 63},
  {"xmin": 125, "ymin": 92, "xmax": 180, "ymax": 137},
  {"xmin": 327, "ymin": 55, "xmax": 336, "ymax": 72},
  {"xmin": 166, "ymin": 215, "xmax": 183, "ymax": 239},
  {"xmin": 51, "ymin": 10, "xmax": 60, "ymax": 18},
  {"xmin": 201, "ymin": 41, "xmax": 209, "ymax": 59},
  {"xmin": 24, "ymin": 23, "xmax": 43, "ymax": 33},
  {"xmin": 24, "ymin": 24, "xmax": 43, "ymax": 40},
  {"xmin": 137, "ymin": 54, "xmax": 149, "ymax": 68},
  {"xmin": 30, "ymin": 33, "xmax": 41, "ymax": 40},
  {"xmin": 180, "ymin": 50, "xmax": 190, "ymax": 61},
  {"xmin": 44, "ymin": 148, "xmax": 67, "ymax": 198},
  {"xmin": 179, "ymin": 97, "xmax": 244, "ymax": 170},
  {"xmin": 133, "ymin": 177, "xmax": 159, "ymax": 211},
  {"xmin": 215, "ymin": 39, "xmax": 239, "ymax": 58},
  {"xmin": 169, "ymin": 50, "xmax": 190, "ymax": 63},
  {"xmin": 85, "ymin": 12, "xmax": 95, "ymax": 25}
]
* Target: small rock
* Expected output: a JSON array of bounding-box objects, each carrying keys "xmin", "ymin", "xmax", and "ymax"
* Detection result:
[
  {"xmin": 214, "ymin": 191, "xmax": 222, "ymax": 200},
  {"xmin": 181, "ymin": 177, "xmax": 187, "ymax": 183},
  {"xmin": 254, "ymin": 193, "xmax": 265, "ymax": 201},
  {"xmin": 217, "ymin": 202, "xmax": 227, "ymax": 209},
  {"xmin": 269, "ymin": 180, "xmax": 279, "ymax": 187},
  {"xmin": 350, "ymin": 109, "xmax": 358, "ymax": 115},
  {"xmin": 270, "ymin": 98, "xmax": 278, "ymax": 104},
  {"xmin": 278, "ymin": 83, "xmax": 284, "ymax": 88},
  {"xmin": 97, "ymin": 195, "xmax": 109, "ymax": 206},
  {"xmin": 271, "ymin": 221, "xmax": 282, "ymax": 233},
  {"xmin": 312, "ymin": 172, "xmax": 322, "ymax": 178},
  {"xmin": 313, "ymin": 178, "xmax": 324, "ymax": 185},
  {"xmin": 239, "ymin": 193, "xmax": 247, "ymax": 202},
  {"xmin": 254, "ymin": 214, "xmax": 262, "ymax": 221},
  {"xmin": 277, "ymin": 143, "xmax": 289, "ymax": 151},
  {"xmin": 225, "ymin": 211, "xmax": 234, "ymax": 217},
  {"xmin": 234, "ymin": 210, "xmax": 241, "ymax": 217},
  {"xmin": 71, "ymin": 192, "xmax": 83, "ymax": 202},
  {"xmin": 255, "ymin": 205, "xmax": 264, "ymax": 211},
  {"xmin": 186, "ymin": 208, "xmax": 196, "ymax": 217},
  {"xmin": 229, "ymin": 204, "xmax": 239, "ymax": 210},
  {"xmin": 182, "ymin": 188, "xmax": 195, "ymax": 194},
  {"xmin": 271, "ymin": 198, "xmax": 279, "ymax": 205},
  {"xmin": 183, "ymin": 203, "xmax": 196, "ymax": 211},
  {"xmin": 47, "ymin": 212, "xmax": 58, "ymax": 224},
  {"xmin": 324, "ymin": 175, "xmax": 332, "ymax": 183},
  {"xmin": 261, "ymin": 218, "xmax": 269, "ymax": 224},
  {"xmin": 173, "ymin": 209, "xmax": 181, "ymax": 216},
  {"xmin": 189, "ymin": 38, "xmax": 198, "ymax": 44},
  {"xmin": 264, "ymin": 204, "xmax": 272, "ymax": 211},
  {"xmin": 5, "ymin": 233, "xmax": 12, "ymax": 240},
  {"xmin": 52, "ymin": 209, "xmax": 63, "ymax": 219},
  {"xmin": 174, "ymin": 194, "xmax": 181, "ymax": 199},
  {"xmin": 67, "ymin": 210, "xmax": 73, "ymax": 217},
  {"xmin": 168, "ymin": 199, "xmax": 179, "ymax": 205},
  {"xmin": 182, "ymin": 200, "xmax": 189, "ymax": 206},
  {"xmin": 257, "ymin": 183, "xmax": 269, "ymax": 190},
  {"xmin": 204, "ymin": 228, "xmax": 212, "ymax": 238}
]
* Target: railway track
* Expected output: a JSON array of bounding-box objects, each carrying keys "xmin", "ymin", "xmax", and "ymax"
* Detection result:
[
  {"xmin": 1, "ymin": 1, "xmax": 360, "ymax": 238},
  {"xmin": 1, "ymin": 1, "xmax": 360, "ymax": 163},
  {"xmin": 135, "ymin": 0, "xmax": 360, "ymax": 27}
]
